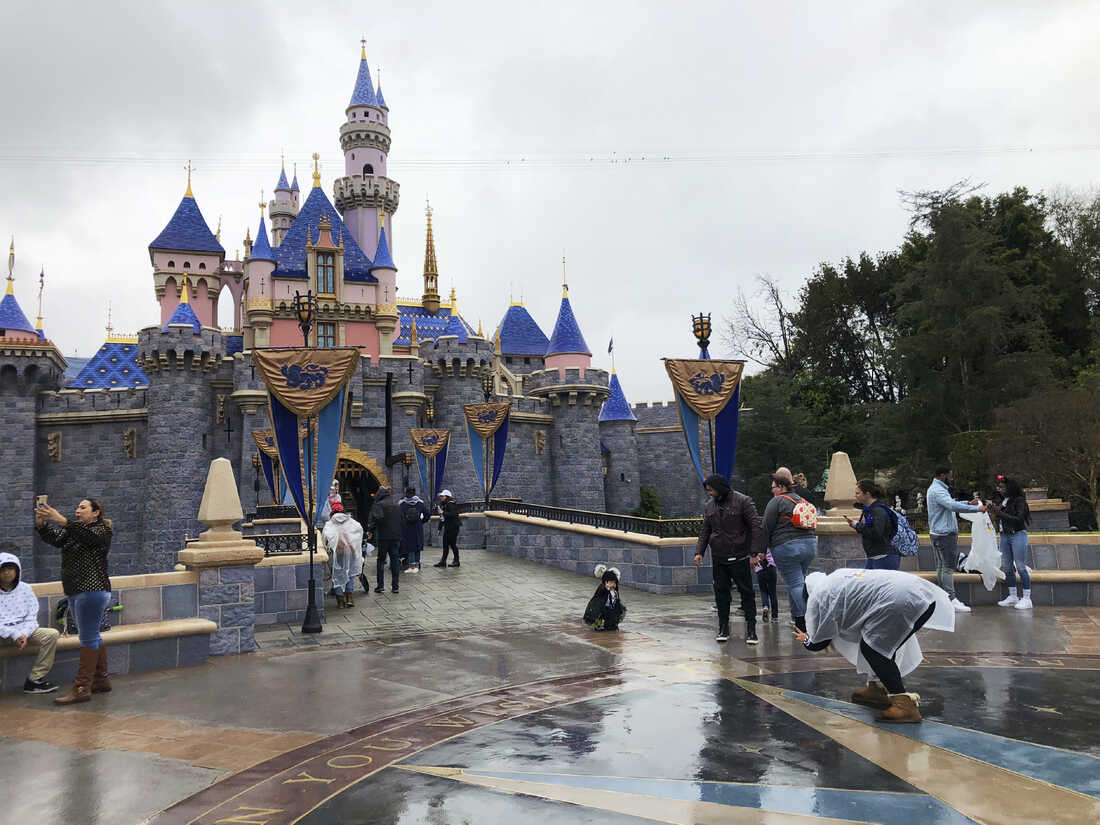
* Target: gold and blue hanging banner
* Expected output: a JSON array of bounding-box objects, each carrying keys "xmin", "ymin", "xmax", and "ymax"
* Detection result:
[
  {"xmin": 463, "ymin": 402, "xmax": 511, "ymax": 439},
  {"xmin": 663, "ymin": 358, "xmax": 744, "ymax": 484},
  {"xmin": 253, "ymin": 347, "xmax": 361, "ymax": 419},
  {"xmin": 409, "ymin": 428, "xmax": 451, "ymax": 458},
  {"xmin": 251, "ymin": 428, "xmax": 280, "ymax": 460}
]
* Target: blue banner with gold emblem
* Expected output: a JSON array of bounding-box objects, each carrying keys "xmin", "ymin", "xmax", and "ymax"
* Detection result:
[
  {"xmin": 463, "ymin": 402, "xmax": 511, "ymax": 498},
  {"xmin": 663, "ymin": 358, "xmax": 744, "ymax": 484},
  {"xmin": 410, "ymin": 429, "xmax": 451, "ymax": 500}
]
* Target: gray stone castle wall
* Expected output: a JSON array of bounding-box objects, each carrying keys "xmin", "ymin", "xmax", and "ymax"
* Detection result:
[
  {"xmin": 634, "ymin": 402, "xmax": 708, "ymax": 518},
  {"xmin": 489, "ymin": 397, "xmax": 554, "ymax": 504},
  {"xmin": 0, "ymin": 362, "xmax": 40, "ymax": 582},
  {"xmin": 600, "ymin": 419, "xmax": 640, "ymax": 515}
]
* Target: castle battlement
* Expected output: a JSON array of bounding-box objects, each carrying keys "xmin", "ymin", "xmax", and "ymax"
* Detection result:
[
  {"xmin": 524, "ymin": 366, "xmax": 610, "ymax": 395},
  {"xmin": 138, "ymin": 325, "xmax": 225, "ymax": 373}
]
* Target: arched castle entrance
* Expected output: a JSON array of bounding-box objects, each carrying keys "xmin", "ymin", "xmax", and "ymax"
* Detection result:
[{"xmin": 335, "ymin": 443, "xmax": 386, "ymax": 521}]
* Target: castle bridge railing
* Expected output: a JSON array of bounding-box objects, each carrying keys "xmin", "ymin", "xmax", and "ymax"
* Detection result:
[{"xmin": 458, "ymin": 499, "xmax": 702, "ymax": 539}]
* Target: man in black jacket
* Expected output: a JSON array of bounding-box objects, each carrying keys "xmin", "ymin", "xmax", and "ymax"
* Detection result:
[
  {"xmin": 369, "ymin": 487, "xmax": 404, "ymax": 593},
  {"xmin": 433, "ymin": 490, "xmax": 462, "ymax": 568},
  {"xmin": 693, "ymin": 474, "xmax": 765, "ymax": 644}
]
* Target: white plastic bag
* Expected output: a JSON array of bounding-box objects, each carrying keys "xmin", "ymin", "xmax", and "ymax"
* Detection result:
[
  {"xmin": 959, "ymin": 511, "xmax": 1005, "ymax": 590},
  {"xmin": 362, "ymin": 541, "xmax": 375, "ymax": 557}
]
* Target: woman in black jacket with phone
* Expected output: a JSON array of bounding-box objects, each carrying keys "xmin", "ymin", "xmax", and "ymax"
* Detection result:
[{"xmin": 992, "ymin": 477, "xmax": 1032, "ymax": 610}]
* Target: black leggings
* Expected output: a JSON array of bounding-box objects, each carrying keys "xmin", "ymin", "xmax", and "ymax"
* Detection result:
[
  {"xmin": 860, "ymin": 601, "xmax": 936, "ymax": 694},
  {"xmin": 439, "ymin": 532, "xmax": 460, "ymax": 564}
]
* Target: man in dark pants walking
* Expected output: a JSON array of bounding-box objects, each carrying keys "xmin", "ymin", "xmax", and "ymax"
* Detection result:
[
  {"xmin": 693, "ymin": 474, "xmax": 765, "ymax": 644},
  {"xmin": 369, "ymin": 487, "xmax": 404, "ymax": 593}
]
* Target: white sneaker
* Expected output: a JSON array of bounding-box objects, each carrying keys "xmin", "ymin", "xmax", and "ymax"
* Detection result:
[
  {"xmin": 951, "ymin": 598, "xmax": 972, "ymax": 613},
  {"xmin": 1014, "ymin": 597, "xmax": 1033, "ymax": 610},
  {"xmin": 997, "ymin": 594, "xmax": 1019, "ymax": 607}
]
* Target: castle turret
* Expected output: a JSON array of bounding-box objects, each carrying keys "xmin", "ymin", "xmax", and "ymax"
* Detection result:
[
  {"xmin": 545, "ymin": 271, "xmax": 592, "ymax": 376},
  {"xmin": 244, "ymin": 205, "xmax": 276, "ymax": 348},
  {"xmin": 599, "ymin": 370, "xmax": 640, "ymax": 514},
  {"xmin": 0, "ymin": 241, "xmax": 66, "ymax": 583},
  {"xmin": 148, "ymin": 169, "xmax": 226, "ymax": 329},
  {"xmin": 269, "ymin": 159, "xmax": 299, "ymax": 247},
  {"xmin": 495, "ymin": 300, "xmax": 549, "ymax": 375},
  {"xmin": 139, "ymin": 283, "xmax": 225, "ymax": 572},
  {"xmin": 333, "ymin": 41, "xmax": 400, "ymax": 260}
]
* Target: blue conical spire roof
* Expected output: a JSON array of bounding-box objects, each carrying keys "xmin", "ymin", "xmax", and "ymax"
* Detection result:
[
  {"xmin": 599, "ymin": 372, "xmax": 637, "ymax": 422},
  {"xmin": 546, "ymin": 290, "xmax": 591, "ymax": 356},
  {"xmin": 371, "ymin": 227, "xmax": 395, "ymax": 270},
  {"xmin": 149, "ymin": 193, "xmax": 224, "ymax": 254},
  {"xmin": 0, "ymin": 291, "xmax": 36, "ymax": 336},
  {"xmin": 376, "ymin": 85, "xmax": 388, "ymax": 109},
  {"xmin": 496, "ymin": 303, "xmax": 549, "ymax": 356},
  {"xmin": 275, "ymin": 166, "xmax": 290, "ymax": 191},
  {"xmin": 163, "ymin": 279, "xmax": 202, "ymax": 334},
  {"xmin": 250, "ymin": 216, "xmax": 275, "ymax": 263},
  {"xmin": 348, "ymin": 48, "xmax": 377, "ymax": 107},
  {"xmin": 291, "ymin": 170, "xmax": 300, "ymax": 191}
]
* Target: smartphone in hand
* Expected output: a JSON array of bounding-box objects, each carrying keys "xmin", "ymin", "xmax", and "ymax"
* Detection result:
[{"xmin": 35, "ymin": 495, "xmax": 48, "ymax": 510}]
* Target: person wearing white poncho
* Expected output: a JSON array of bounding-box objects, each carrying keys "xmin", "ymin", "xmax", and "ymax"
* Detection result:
[
  {"xmin": 323, "ymin": 503, "xmax": 364, "ymax": 609},
  {"xmin": 794, "ymin": 569, "xmax": 955, "ymax": 724}
]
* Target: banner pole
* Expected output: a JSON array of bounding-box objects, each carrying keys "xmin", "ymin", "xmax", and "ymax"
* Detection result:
[
  {"xmin": 706, "ymin": 417, "xmax": 717, "ymax": 478},
  {"xmin": 302, "ymin": 416, "xmax": 322, "ymax": 634}
]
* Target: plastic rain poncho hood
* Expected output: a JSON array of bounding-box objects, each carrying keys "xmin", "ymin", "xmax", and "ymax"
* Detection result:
[
  {"xmin": 322, "ymin": 512, "xmax": 364, "ymax": 592},
  {"xmin": 804, "ymin": 568, "xmax": 954, "ymax": 678},
  {"xmin": 960, "ymin": 511, "xmax": 1006, "ymax": 591},
  {"xmin": 0, "ymin": 553, "xmax": 40, "ymax": 640}
]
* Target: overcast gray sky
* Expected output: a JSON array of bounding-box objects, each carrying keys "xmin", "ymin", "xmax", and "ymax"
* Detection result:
[{"xmin": 2, "ymin": 0, "xmax": 1098, "ymax": 402}]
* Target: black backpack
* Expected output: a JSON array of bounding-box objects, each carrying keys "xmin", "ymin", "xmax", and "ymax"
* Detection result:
[{"xmin": 404, "ymin": 505, "xmax": 421, "ymax": 525}]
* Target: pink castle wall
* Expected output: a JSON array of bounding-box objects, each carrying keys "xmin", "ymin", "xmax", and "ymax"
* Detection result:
[
  {"xmin": 545, "ymin": 353, "xmax": 591, "ymax": 379},
  {"xmin": 344, "ymin": 322, "xmax": 379, "ymax": 359}
]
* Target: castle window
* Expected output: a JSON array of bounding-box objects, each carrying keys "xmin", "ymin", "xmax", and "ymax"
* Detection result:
[
  {"xmin": 167, "ymin": 260, "xmax": 175, "ymax": 268},
  {"xmin": 317, "ymin": 253, "xmax": 335, "ymax": 294},
  {"xmin": 183, "ymin": 261, "xmax": 191, "ymax": 269},
  {"xmin": 363, "ymin": 163, "xmax": 373, "ymax": 175},
  {"xmin": 199, "ymin": 262, "xmax": 206, "ymax": 270},
  {"xmin": 317, "ymin": 322, "xmax": 336, "ymax": 348},
  {"xmin": 505, "ymin": 357, "xmax": 513, "ymax": 365},
  {"xmin": 524, "ymin": 357, "xmax": 531, "ymax": 365},
  {"xmin": 620, "ymin": 473, "xmax": 626, "ymax": 482},
  {"xmin": 351, "ymin": 153, "xmax": 355, "ymax": 160}
]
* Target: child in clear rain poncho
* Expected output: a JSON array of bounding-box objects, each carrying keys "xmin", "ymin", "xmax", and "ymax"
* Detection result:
[
  {"xmin": 323, "ymin": 503, "xmax": 364, "ymax": 608},
  {"xmin": 794, "ymin": 569, "xmax": 954, "ymax": 724}
]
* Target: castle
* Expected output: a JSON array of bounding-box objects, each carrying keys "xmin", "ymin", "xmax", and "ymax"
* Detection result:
[{"xmin": 0, "ymin": 44, "xmax": 699, "ymax": 583}]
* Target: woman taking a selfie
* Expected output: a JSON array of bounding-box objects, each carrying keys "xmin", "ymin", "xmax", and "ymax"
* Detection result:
[{"xmin": 35, "ymin": 497, "xmax": 113, "ymax": 704}]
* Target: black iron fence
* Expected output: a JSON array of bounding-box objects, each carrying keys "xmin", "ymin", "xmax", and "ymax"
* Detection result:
[
  {"xmin": 254, "ymin": 533, "xmax": 308, "ymax": 556},
  {"xmin": 460, "ymin": 499, "xmax": 702, "ymax": 538},
  {"xmin": 247, "ymin": 505, "xmax": 301, "ymax": 523}
]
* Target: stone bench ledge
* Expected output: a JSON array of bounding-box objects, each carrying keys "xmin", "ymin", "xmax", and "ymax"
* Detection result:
[
  {"xmin": 486, "ymin": 510, "xmax": 694, "ymax": 546},
  {"xmin": 913, "ymin": 570, "xmax": 1100, "ymax": 583},
  {"xmin": 0, "ymin": 618, "xmax": 217, "ymax": 659},
  {"xmin": 30, "ymin": 571, "xmax": 199, "ymax": 597}
]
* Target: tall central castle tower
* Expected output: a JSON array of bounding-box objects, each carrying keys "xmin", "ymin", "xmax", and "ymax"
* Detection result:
[{"xmin": 333, "ymin": 41, "xmax": 399, "ymax": 262}]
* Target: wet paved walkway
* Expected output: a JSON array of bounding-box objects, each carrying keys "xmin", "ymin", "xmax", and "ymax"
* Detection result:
[{"xmin": 0, "ymin": 550, "xmax": 1097, "ymax": 824}]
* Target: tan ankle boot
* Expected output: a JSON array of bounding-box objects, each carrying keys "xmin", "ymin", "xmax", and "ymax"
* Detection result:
[
  {"xmin": 875, "ymin": 693, "xmax": 922, "ymax": 724},
  {"xmin": 91, "ymin": 646, "xmax": 111, "ymax": 693},
  {"xmin": 345, "ymin": 593, "xmax": 354, "ymax": 608},
  {"xmin": 335, "ymin": 593, "xmax": 346, "ymax": 608},
  {"xmin": 55, "ymin": 646, "xmax": 98, "ymax": 705},
  {"xmin": 851, "ymin": 681, "xmax": 890, "ymax": 708}
]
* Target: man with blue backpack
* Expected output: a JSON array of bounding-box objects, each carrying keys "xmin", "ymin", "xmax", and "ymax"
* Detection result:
[{"xmin": 845, "ymin": 480, "xmax": 915, "ymax": 569}]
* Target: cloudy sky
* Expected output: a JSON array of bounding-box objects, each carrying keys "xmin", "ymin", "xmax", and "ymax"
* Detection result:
[{"xmin": 1, "ymin": 1, "xmax": 1098, "ymax": 401}]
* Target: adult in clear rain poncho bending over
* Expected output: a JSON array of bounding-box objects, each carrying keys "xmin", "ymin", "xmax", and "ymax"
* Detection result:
[
  {"xmin": 793, "ymin": 569, "xmax": 954, "ymax": 724},
  {"xmin": 323, "ymin": 502, "xmax": 364, "ymax": 609}
]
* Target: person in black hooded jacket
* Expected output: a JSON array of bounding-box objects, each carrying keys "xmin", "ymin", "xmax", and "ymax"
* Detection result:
[
  {"xmin": 369, "ymin": 487, "xmax": 404, "ymax": 593},
  {"xmin": 990, "ymin": 476, "xmax": 1032, "ymax": 610},
  {"xmin": 693, "ymin": 474, "xmax": 765, "ymax": 645},
  {"xmin": 583, "ymin": 566, "xmax": 626, "ymax": 631}
]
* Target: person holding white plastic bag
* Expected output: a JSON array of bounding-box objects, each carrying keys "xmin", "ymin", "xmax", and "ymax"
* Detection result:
[
  {"xmin": 793, "ymin": 569, "xmax": 954, "ymax": 723},
  {"xmin": 958, "ymin": 508, "xmax": 1005, "ymax": 593}
]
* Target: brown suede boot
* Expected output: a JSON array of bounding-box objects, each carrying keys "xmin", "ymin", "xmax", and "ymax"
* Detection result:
[
  {"xmin": 91, "ymin": 646, "xmax": 112, "ymax": 694},
  {"xmin": 344, "ymin": 593, "xmax": 354, "ymax": 608},
  {"xmin": 334, "ymin": 593, "xmax": 346, "ymax": 608},
  {"xmin": 55, "ymin": 646, "xmax": 98, "ymax": 705},
  {"xmin": 875, "ymin": 693, "xmax": 922, "ymax": 724},
  {"xmin": 851, "ymin": 681, "xmax": 891, "ymax": 709}
]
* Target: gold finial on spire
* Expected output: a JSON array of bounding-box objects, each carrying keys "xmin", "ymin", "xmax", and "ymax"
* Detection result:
[
  {"xmin": 259, "ymin": 189, "xmax": 266, "ymax": 217},
  {"xmin": 35, "ymin": 266, "xmax": 44, "ymax": 332},
  {"xmin": 561, "ymin": 254, "xmax": 568, "ymax": 298},
  {"xmin": 216, "ymin": 214, "xmax": 222, "ymax": 243},
  {"xmin": 477, "ymin": 319, "xmax": 483, "ymax": 337},
  {"xmin": 185, "ymin": 160, "xmax": 194, "ymax": 198},
  {"xmin": 361, "ymin": 37, "xmax": 367, "ymax": 60},
  {"xmin": 449, "ymin": 284, "xmax": 456, "ymax": 308},
  {"xmin": 421, "ymin": 196, "xmax": 442, "ymax": 313},
  {"xmin": 281, "ymin": 149, "xmax": 285, "ymax": 171},
  {"xmin": 377, "ymin": 206, "xmax": 385, "ymax": 240},
  {"xmin": 105, "ymin": 301, "xmax": 113, "ymax": 339},
  {"xmin": 312, "ymin": 153, "xmax": 321, "ymax": 188},
  {"xmin": 180, "ymin": 276, "xmax": 190, "ymax": 303},
  {"xmin": 494, "ymin": 326, "xmax": 502, "ymax": 356},
  {"xmin": 6, "ymin": 237, "xmax": 13, "ymax": 295},
  {"xmin": 410, "ymin": 317, "xmax": 418, "ymax": 346}
]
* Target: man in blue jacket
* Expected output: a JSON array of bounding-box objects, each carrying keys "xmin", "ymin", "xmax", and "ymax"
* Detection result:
[{"xmin": 927, "ymin": 466, "xmax": 985, "ymax": 613}]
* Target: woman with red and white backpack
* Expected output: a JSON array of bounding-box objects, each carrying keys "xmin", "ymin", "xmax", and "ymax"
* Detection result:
[{"xmin": 763, "ymin": 467, "xmax": 818, "ymax": 632}]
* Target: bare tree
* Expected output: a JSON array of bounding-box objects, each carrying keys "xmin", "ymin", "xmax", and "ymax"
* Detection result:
[
  {"xmin": 723, "ymin": 275, "xmax": 798, "ymax": 373},
  {"xmin": 898, "ymin": 179, "xmax": 985, "ymax": 229}
]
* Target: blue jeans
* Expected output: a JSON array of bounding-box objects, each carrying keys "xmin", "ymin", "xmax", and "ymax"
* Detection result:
[
  {"xmin": 71, "ymin": 590, "xmax": 111, "ymax": 649},
  {"xmin": 771, "ymin": 537, "xmax": 816, "ymax": 618},
  {"xmin": 1000, "ymin": 531, "xmax": 1030, "ymax": 590},
  {"xmin": 865, "ymin": 554, "xmax": 901, "ymax": 570},
  {"xmin": 931, "ymin": 533, "xmax": 959, "ymax": 600}
]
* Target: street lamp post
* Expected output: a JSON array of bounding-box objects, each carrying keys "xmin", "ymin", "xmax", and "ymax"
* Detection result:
[
  {"xmin": 691, "ymin": 313, "xmax": 717, "ymax": 475},
  {"xmin": 481, "ymin": 374, "xmax": 494, "ymax": 548},
  {"xmin": 403, "ymin": 451, "xmax": 412, "ymax": 491},
  {"xmin": 294, "ymin": 289, "xmax": 323, "ymax": 634},
  {"xmin": 251, "ymin": 454, "xmax": 262, "ymax": 507}
]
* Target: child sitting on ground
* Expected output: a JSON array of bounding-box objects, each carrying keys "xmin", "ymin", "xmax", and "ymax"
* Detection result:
[
  {"xmin": 584, "ymin": 565, "xmax": 626, "ymax": 631},
  {"xmin": 753, "ymin": 549, "xmax": 779, "ymax": 622}
]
